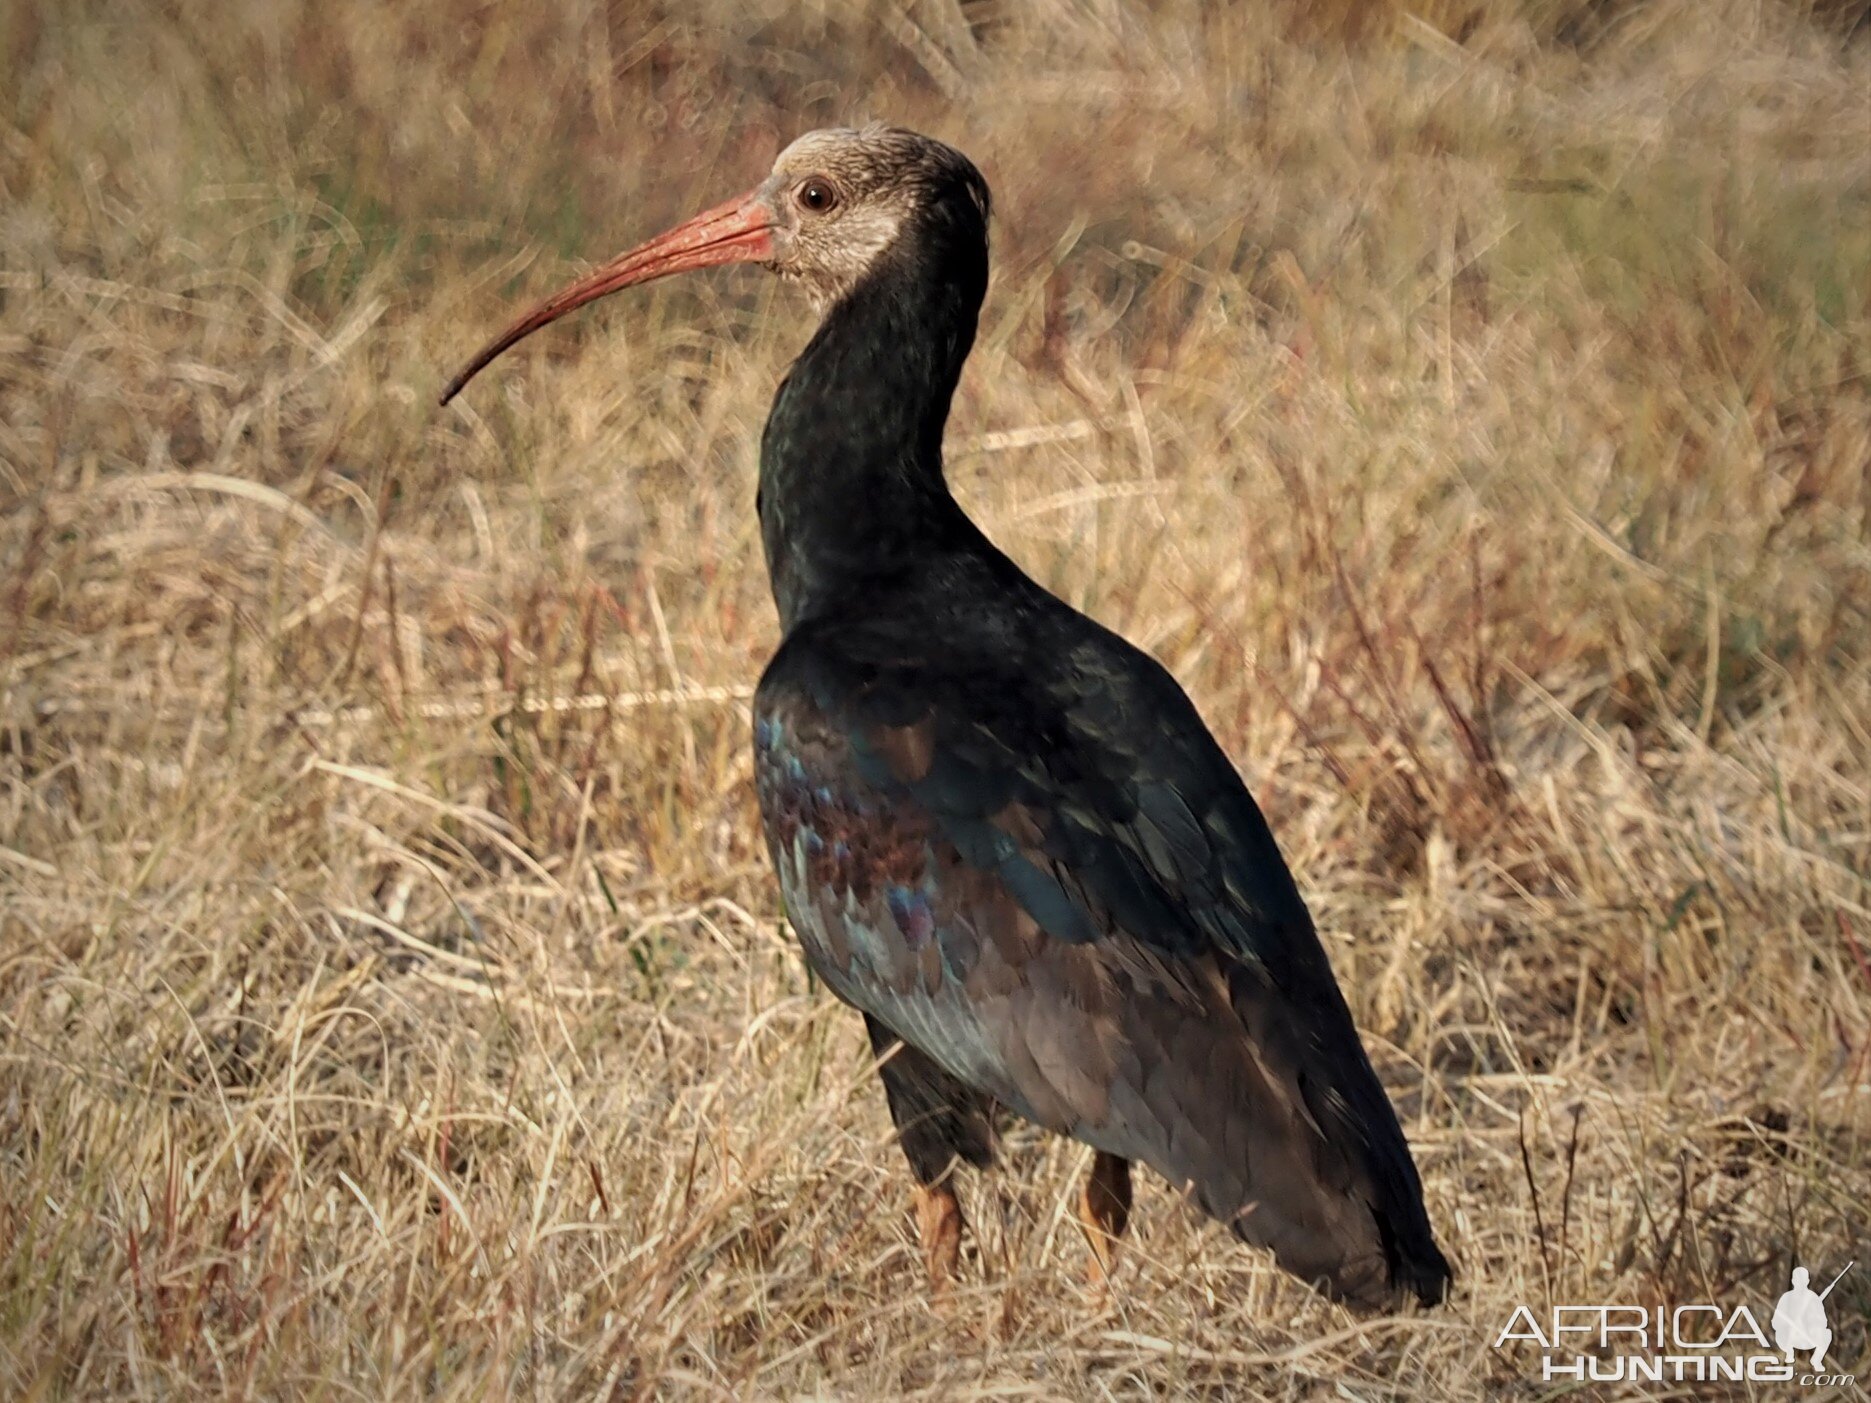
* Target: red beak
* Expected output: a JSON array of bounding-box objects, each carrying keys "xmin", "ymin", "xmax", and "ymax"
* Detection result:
[{"xmin": 440, "ymin": 188, "xmax": 775, "ymax": 405}]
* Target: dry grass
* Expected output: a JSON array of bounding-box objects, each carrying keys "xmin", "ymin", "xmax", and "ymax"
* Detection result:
[{"xmin": 3, "ymin": 0, "xmax": 1870, "ymax": 1397}]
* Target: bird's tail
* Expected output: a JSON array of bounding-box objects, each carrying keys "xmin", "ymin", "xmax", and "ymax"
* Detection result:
[
  {"xmin": 1368, "ymin": 1179, "xmax": 1455, "ymax": 1308},
  {"xmin": 1130, "ymin": 956, "xmax": 1454, "ymax": 1312},
  {"xmin": 1281, "ymin": 993, "xmax": 1453, "ymax": 1311}
]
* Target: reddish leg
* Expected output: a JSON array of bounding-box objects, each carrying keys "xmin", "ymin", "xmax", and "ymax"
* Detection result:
[
  {"xmin": 1079, "ymin": 1151, "xmax": 1133, "ymax": 1291},
  {"xmin": 914, "ymin": 1180, "xmax": 964, "ymax": 1290}
]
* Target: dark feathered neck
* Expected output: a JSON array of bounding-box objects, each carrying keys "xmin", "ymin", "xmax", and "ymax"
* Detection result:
[{"xmin": 757, "ymin": 218, "xmax": 988, "ymax": 631}]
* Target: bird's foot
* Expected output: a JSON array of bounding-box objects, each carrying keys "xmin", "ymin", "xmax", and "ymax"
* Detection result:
[
  {"xmin": 914, "ymin": 1181, "xmax": 963, "ymax": 1293},
  {"xmin": 1078, "ymin": 1152, "xmax": 1132, "ymax": 1299}
]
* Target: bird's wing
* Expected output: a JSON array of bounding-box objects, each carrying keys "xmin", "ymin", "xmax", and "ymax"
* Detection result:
[{"xmin": 754, "ymin": 612, "xmax": 1450, "ymax": 1307}]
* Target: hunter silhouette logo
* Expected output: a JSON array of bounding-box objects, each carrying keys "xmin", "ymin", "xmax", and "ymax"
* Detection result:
[
  {"xmin": 1494, "ymin": 1262, "xmax": 1859, "ymax": 1387},
  {"xmin": 1774, "ymin": 1263, "xmax": 1852, "ymax": 1371}
]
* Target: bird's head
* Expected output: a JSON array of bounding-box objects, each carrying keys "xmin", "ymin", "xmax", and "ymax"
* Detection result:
[{"xmin": 440, "ymin": 125, "xmax": 989, "ymax": 404}]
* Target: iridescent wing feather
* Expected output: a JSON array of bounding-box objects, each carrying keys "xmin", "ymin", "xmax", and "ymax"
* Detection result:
[{"xmin": 753, "ymin": 608, "xmax": 1448, "ymax": 1307}]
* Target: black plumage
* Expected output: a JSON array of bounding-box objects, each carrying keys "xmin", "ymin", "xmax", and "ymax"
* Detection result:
[{"xmin": 444, "ymin": 124, "xmax": 1452, "ymax": 1311}]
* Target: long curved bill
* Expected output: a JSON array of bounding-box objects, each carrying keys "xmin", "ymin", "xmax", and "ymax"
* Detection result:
[{"xmin": 440, "ymin": 189, "xmax": 774, "ymax": 405}]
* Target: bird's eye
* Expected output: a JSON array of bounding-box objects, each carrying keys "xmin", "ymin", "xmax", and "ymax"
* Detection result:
[{"xmin": 796, "ymin": 179, "xmax": 839, "ymax": 214}]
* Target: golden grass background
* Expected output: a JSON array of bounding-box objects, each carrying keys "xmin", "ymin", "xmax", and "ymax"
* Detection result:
[{"xmin": 3, "ymin": 0, "xmax": 1869, "ymax": 1396}]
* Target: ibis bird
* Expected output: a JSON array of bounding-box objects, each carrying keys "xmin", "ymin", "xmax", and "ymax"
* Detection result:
[{"xmin": 443, "ymin": 126, "xmax": 1452, "ymax": 1310}]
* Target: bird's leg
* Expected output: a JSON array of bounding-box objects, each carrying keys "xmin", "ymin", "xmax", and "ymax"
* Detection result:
[
  {"xmin": 913, "ymin": 1179, "xmax": 965, "ymax": 1290},
  {"xmin": 865, "ymin": 1015, "xmax": 995, "ymax": 1296},
  {"xmin": 1078, "ymin": 1151, "xmax": 1132, "ymax": 1292}
]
